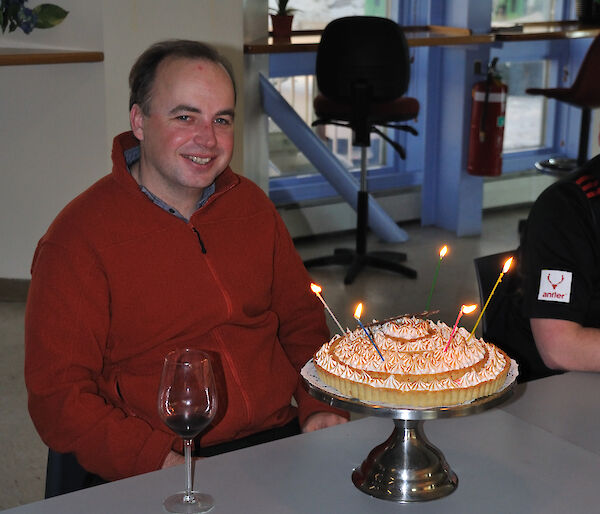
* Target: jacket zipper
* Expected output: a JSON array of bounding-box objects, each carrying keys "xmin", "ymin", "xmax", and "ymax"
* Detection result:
[{"xmin": 192, "ymin": 227, "xmax": 207, "ymax": 254}]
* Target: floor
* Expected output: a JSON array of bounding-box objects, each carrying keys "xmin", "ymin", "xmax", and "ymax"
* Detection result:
[{"xmin": 0, "ymin": 205, "xmax": 528, "ymax": 510}]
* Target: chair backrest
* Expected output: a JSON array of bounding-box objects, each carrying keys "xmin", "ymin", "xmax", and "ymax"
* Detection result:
[
  {"xmin": 473, "ymin": 250, "xmax": 516, "ymax": 340},
  {"xmin": 316, "ymin": 16, "xmax": 410, "ymax": 105},
  {"xmin": 45, "ymin": 449, "xmax": 105, "ymax": 498}
]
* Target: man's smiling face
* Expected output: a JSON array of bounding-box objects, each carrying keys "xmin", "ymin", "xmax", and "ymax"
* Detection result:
[{"xmin": 130, "ymin": 56, "xmax": 235, "ymax": 208}]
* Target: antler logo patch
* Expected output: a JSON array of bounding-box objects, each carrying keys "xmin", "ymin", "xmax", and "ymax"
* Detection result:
[{"xmin": 537, "ymin": 269, "xmax": 572, "ymax": 303}]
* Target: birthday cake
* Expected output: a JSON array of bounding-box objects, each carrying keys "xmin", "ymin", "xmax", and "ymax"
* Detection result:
[{"xmin": 313, "ymin": 316, "xmax": 511, "ymax": 407}]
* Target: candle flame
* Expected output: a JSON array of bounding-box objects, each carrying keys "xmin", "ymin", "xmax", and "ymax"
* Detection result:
[
  {"xmin": 462, "ymin": 304, "xmax": 477, "ymax": 314},
  {"xmin": 502, "ymin": 257, "xmax": 513, "ymax": 273},
  {"xmin": 440, "ymin": 245, "xmax": 448, "ymax": 258},
  {"xmin": 354, "ymin": 303, "xmax": 363, "ymax": 319},
  {"xmin": 310, "ymin": 283, "xmax": 322, "ymax": 294}
]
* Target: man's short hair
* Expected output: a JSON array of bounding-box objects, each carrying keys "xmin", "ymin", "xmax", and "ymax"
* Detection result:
[{"xmin": 129, "ymin": 39, "xmax": 237, "ymax": 114}]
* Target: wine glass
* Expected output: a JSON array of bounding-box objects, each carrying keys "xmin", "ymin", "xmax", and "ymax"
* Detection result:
[{"xmin": 158, "ymin": 348, "xmax": 218, "ymax": 513}]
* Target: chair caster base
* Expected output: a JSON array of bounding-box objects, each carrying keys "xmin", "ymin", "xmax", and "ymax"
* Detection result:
[{"xmin": 304, "ymin": 249, "xmax": 417, "ymax": 285}]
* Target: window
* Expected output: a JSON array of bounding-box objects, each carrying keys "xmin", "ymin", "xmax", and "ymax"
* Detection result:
[
  {"xmin": 491, "ymin": 0, "xmax": 557, "ymax": 27},
  {"xmin": 267, "ymin": 1, "xmax": 394, "ymax": 181},
  {"xmin": 491, "ymin": 1, "xmax": 558, "ymax": 155},
  {"xmin": 268, "ymin": 76, "xmax": 387, "ymax": 179},
  {"xmin": 496, "ymin": 60, "xmax": 549, "ymax": 151},
  {"xmin": 268, "ymin": 76, "xmax": 317, "ymax": 178},
  {"xmin": 266, "ymin": 1, "xmax": 572, "ymax": 207},
  {"xmin": 268, "ymin": 0, "xmax": 390, "ymax": 31}
]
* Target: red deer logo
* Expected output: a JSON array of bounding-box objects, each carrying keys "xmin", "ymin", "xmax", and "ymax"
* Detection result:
[{"xmin": 546, "ymin": 273, "xmax": 564, "ymax": 290}]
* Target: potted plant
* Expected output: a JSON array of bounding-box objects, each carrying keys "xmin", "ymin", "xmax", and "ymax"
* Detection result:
[
  {"xmin": 269, "ymin": 0, "xmax": 297, "ymax": 39},
  {"xmin": 0, "ymin": 0, "xmax": 68, "ymax": 34}
]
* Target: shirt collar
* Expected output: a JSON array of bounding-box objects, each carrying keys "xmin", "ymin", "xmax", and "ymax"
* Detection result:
[{"xmin": 124, "ymin": 146, "xmax": 216, "ymax": 221}]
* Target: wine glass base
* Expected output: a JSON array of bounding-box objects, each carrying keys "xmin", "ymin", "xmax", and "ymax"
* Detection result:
[{"xmin": 163, "ymin": 491, "xmax": 214, "ymax": 513}]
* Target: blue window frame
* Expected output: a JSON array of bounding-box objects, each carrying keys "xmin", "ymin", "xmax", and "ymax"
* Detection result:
[
  {"xmin": 489, "ymin": 34, "xmax": 594, "ymax": 173},
  {"xmin": 268, "ymin": 1, "xmax": 427, "ymax": 206},
  {"xmin": 267, "ymin": 0, "xmax": 588, "ymax": 207}
]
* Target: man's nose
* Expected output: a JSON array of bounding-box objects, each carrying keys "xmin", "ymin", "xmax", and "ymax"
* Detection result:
[{"xmin": 193, "ymin": 121, "xmax": 217, "ymax": 148}]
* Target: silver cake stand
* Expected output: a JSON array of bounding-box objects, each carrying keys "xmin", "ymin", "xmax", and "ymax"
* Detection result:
[{"xmin": 301, "ymin": 360, "xmax": 517, "ymax": 503}]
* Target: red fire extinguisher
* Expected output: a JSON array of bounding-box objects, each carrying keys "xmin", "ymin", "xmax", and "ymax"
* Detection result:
[{"xmin": 467, "ymin": 58, "xmax": 507, "ymax": 177}]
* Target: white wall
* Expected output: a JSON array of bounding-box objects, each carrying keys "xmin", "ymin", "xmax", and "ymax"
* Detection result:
[
  {"xmin": 101, "ymin": 0, "xmax": 248, "ymax": 173},
  {"xmin": 0, "ymin": 0, "xmax": 106, "ymax": 280},
  {"xmin": 1, "ymin": 0, "xmax": 266, "ymax": 279}
]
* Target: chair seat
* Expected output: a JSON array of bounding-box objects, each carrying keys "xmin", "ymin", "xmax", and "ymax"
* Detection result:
[
  {"xmin": 314, "ymin": 94, "xmax": 419, "ymax": 124},
  {"xmin": 45, "ymin": 449, "xmax": 106, "ymax": 498},
  {"xmin": 534, "ymin": 157, "xmax": 578, "ymax": 176},
  {"xmin": 525, "ymin": 86, "xmax": 600, "ymax": 109},
  {"xmin": 526, "ymin": 34, "xmax": 600, "ymax": 109}
]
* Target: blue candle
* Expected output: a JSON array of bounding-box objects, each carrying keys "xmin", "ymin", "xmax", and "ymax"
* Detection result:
[{"xmin": 354, "ymin": 303, "xmax": 384, "ymax": 361}]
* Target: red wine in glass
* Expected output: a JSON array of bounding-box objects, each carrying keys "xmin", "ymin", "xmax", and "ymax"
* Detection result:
[
  {"xmin": 164, "ymin": 413, "xmax": 213, "ymax": 440},
  {"xmin": 158, "ymin": 348, "xmax": 217, "ymax": 513}
]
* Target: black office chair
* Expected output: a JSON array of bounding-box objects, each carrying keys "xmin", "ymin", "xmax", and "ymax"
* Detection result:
[
  {"xmin": 303, "ymin": 16, "xmax": 419, "ymax": 285},
  {"xmin": 473, "ymin": 250, "xmax": 562, "ymax": 383},
  {"xmin": 45, "ymin": 449, "xmax": 106, "ymax": 498},
  {"xmin": 473, "ymin": 251, "xmax": 516, "ymax": 342},
  {"xmin": 526, "ymin": 34, "xmax": 600, "ymax": 175}
]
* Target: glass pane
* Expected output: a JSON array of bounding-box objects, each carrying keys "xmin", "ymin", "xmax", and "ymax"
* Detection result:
[
  {"xmin": 268, "ymin": 0, "xmax": 389, "ymax": 31},
  {"xmin": 496, "ymin": 60, "xmax": 549, "ymax": 152},
  {"xmin": 492, "ymin": 0, "xmax": 557, "ymax": 26},
  {"xmin": 268, "ymin": 76, "xmax": 386, "ymax": 178},
  {"xmin": 268, "ymin": 76, "xmax": 317, "ymax": 178}
]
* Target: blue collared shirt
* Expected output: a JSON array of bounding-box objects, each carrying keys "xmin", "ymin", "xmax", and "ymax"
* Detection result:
[{"xmin": 124, "ymin": 146, "xmax": 215, "ymax": 221}]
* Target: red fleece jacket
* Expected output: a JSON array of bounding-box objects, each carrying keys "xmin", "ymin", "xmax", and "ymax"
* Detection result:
[{"xmin": 25, "ymin": 132, "xmax": 345, "ymax": 481}]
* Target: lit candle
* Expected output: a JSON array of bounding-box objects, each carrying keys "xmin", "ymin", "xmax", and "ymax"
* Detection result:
[
  {"xmin": 310, "ymin": 283, "xmax": 345, "ymax": 335},
  {"xmin": 467, "ymin": 257, "xmax": 514, "ymax": 342},
  {"xmin": 425, "ymin": 245, "xmax": 448, "ymax": 311},
  {"xmin": 444, "ymin": 304, "xmax": 477, "ymax": 352},
  {"xmin": 354, "ymin": 303, "xmax": 384, "ymax": 361}
]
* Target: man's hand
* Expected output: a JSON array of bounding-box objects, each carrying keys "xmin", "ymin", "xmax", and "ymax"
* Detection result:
[
  {"xmin": 301, "ymin": 412, "xmax": 348, "ymax": 433},
  {"xmin": 161, "ymin": 451, "xmax": 185, "ymax": 469}
]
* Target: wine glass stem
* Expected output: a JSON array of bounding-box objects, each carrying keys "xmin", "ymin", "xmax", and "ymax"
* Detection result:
[{"xmin": 183, "ymin": 438, "xmax": 194, "ymax": 503}]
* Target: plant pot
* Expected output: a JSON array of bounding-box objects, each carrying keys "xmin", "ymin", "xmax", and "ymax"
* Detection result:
[{"xmin": 270, "ymin": 14, "xmax": 294, "ymax": 39}]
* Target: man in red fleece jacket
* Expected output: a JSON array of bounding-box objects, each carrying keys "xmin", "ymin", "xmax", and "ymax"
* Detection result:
[{"xmin": 25, "ymin": 39, "xmax": 347, "ymax": 484}]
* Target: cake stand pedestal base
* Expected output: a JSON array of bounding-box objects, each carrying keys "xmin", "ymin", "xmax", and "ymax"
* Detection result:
[{"xmin": 352, "ymin": 418, "xmax": 457, "ymax": 502}]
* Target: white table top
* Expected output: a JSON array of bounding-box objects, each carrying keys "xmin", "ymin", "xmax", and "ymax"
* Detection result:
[
  {"xmin": 5, "ymin": 372, "xmax": 599, "ymax": 513},
  {"xmin": 501, "ymin": 371, "xmax": 600, "ymax": 456}
]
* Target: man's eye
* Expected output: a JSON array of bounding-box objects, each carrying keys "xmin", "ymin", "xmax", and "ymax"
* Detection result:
[
  {"xmin": 215, "ymin": 117, "xmax": 232, "ymax": 126},
  {"xmin": 176, "ymin": 115, "xmax": 191, "ymax": 121}
]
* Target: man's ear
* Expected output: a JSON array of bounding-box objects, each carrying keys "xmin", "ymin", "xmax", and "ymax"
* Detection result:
[{"xmin": 130, "ymin": 104, "xmax": 145, "ymax": 141}]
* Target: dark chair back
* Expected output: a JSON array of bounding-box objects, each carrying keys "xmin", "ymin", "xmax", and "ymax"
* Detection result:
[
  {"xmin": 473, "ymin": 250, "xmax": 516, "ymax": 341},
  {"xmin": 474, "ymin": 250, "xmax": 565, "ymax": 382},
  {"xmin": 45, "ymin": 449, "xmax": 106, "ymax": 498},
  {"xmin": 316, "ymin": 16, "xmax": 410, "ymax": 104},
  {"xmin": 313, "ymin": 16, "xmax": 416, "ymax": 147}
]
